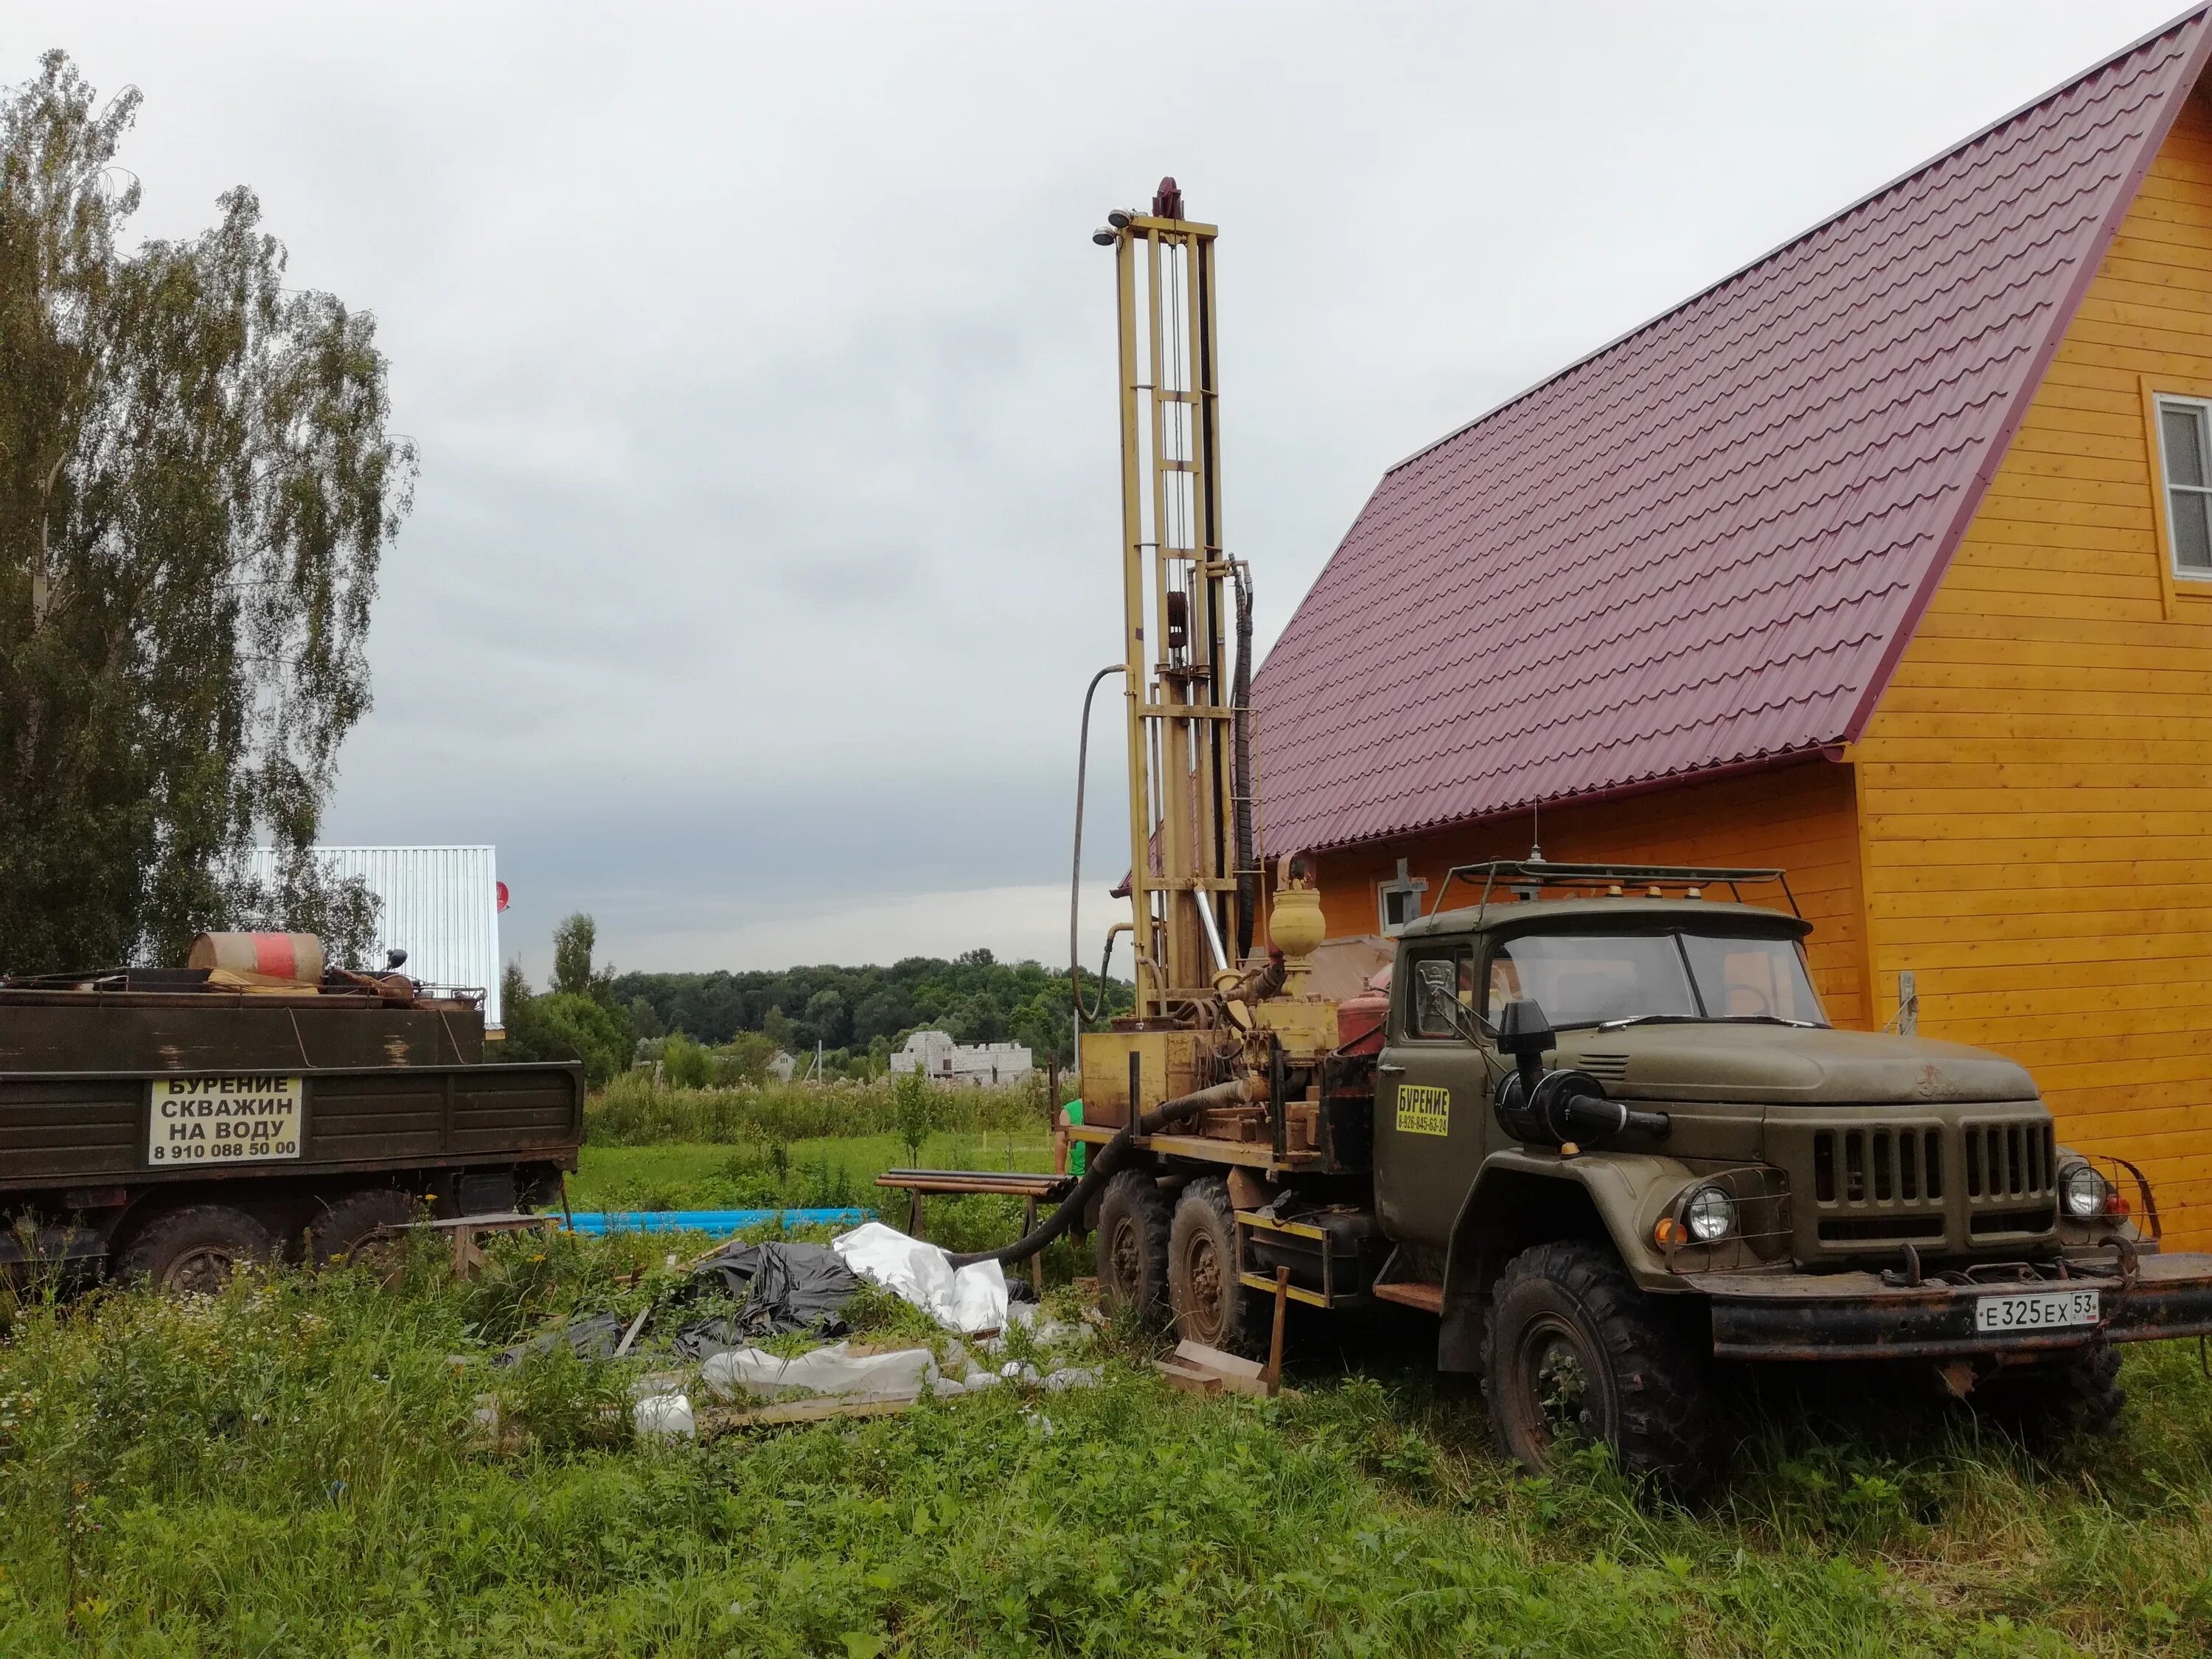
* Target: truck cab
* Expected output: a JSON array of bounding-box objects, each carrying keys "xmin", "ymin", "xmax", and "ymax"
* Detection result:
[{"xmin": 1354, "ymin": 861, "xmax": 2212, "ymax": 1489}]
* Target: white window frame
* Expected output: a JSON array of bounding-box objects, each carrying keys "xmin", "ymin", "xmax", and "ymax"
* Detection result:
[
  {"xmin": 2154, "ymin": 393, "xmax": 2212, "ymax": 580},
  {"xmin": 1377, "ymin": 858, "xmax": 1427, "ymax": 938}
]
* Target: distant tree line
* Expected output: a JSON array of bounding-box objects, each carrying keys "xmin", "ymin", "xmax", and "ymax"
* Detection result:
[
  {"xmin": 612, "ymin": 947, "xmax": 1131, "ymax": 1073},
  {"xmin": 496, "ymin": 922, "xmax": 1134, "ymax": 1087}
]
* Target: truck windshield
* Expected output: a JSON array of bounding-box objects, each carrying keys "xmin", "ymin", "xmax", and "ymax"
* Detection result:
[{"xmin": 1488, "ymin": 932, "xmax": 1826, "ymax": 1029}]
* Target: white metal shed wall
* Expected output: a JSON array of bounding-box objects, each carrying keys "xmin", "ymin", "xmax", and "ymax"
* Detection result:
[{"xmin": 248, "ymin": 846, "xmax": 503, "ymax": 1028}]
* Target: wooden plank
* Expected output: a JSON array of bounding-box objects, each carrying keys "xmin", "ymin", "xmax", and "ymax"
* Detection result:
[
  {"xmin": 1175, "ymin": 1338, "xmax": 1267, "ymax": 1382},
  {"xmin": 1371, "ymin": 1281, "xmax": 1444, "ymax": 1315},
  {"xmin": 1155, "ymin": 1360, "xmax": 1222, "ymax": 1395},
  {"xmin": 698, "ymin": 1397, "xmax": 916, "ymax": 1433}
]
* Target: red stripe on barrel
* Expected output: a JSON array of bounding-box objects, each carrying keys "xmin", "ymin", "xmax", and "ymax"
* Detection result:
[{"xmin": 250, "ymin": 933, "xmax": 297, "ymax": 978}]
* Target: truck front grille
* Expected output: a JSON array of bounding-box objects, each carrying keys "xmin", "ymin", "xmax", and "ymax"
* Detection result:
[
  {"xmin": 1961, "ymin": 1121, "xmax": 2053, "ymax": 1200},
  {"xmin": 1812, "ymin": 1127, "xmax": 1942, "ymax": 1206},
  {"xmin": 1802, "ymin": 1116, "xmax": 2054, "ymax": 1252}
]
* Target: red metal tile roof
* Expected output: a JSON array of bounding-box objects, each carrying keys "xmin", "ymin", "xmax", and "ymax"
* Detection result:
[{"xmin": 1254, "ymin": 10, "xmax": 2212, "ymax": 858}]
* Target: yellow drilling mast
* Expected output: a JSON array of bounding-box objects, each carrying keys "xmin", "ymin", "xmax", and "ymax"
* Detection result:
[
  {"xmin": 1107, "ymin": 178, "xmax": 1239, "ymax": 1013},
  {"xmin": 1077, "ymin": 179, "xmax": 1335, "ymax": 1141}
]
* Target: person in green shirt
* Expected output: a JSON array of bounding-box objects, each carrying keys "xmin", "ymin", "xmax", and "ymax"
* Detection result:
[{"xmin": 1060, "ymin": 1099, "xmax": 1085, "ymax": 1178}]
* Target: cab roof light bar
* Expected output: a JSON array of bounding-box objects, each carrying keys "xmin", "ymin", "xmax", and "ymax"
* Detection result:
[{"xmin": 1430, "ymin": 860, "xmax": 1800, "ymax": 922}]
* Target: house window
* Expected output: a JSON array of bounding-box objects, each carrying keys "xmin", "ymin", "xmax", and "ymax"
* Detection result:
[
  {"xmin": 1377, "ymin": 858, "xmax": 1427, "ymax": 937},
  {"xmin": 2156, "ymin": 395, "xmax": 2212, "ymax": 577}
]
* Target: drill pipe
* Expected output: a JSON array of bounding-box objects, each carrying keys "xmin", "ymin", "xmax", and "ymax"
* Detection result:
[{"xmin": 945, "ymin": 1076, "xmax": 1261, "ymax": 1268}]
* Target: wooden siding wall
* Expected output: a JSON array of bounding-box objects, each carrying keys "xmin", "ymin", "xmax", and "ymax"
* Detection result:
[
  {"xmin": 1310, "ymin": 759, "xmax": 1871, "ymax": 1029},
  {"xmin": 1854, "ymin": 88, "xmax": 2212, "ymax": 1248}
]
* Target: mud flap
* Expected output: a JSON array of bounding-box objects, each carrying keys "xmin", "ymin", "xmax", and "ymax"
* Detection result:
[{"xmin": 1438, "ymin": 1290, "xmax": 1486, "ymax": 1374}]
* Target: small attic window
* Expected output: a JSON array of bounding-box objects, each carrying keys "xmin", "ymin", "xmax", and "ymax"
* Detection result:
[{"xmin": 2156, "ymin": 395, "xmax": 2212, "ymax": 577}]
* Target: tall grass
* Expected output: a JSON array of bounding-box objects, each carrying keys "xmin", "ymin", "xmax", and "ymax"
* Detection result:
[
  {"xmin": 585, "ymin": 1072, "xmax": 1049, "ymax": 1147},
  {"xmin": 5, "ymin": 1235, "xmax": 2212, "ymax": 1653}
]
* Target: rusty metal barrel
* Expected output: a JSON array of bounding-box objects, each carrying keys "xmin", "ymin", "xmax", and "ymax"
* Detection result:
[{"xmin": 187, "ymin": 932, "xmax": 327, "ymax": 984}]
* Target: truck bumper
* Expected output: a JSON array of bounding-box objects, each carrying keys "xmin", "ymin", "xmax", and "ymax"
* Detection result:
[{"xmin": 1687, "ymin": 1251, "xmax": 2212, "ymax": 1361}]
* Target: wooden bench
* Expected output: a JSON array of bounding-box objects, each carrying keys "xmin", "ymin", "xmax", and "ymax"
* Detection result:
[
  {"xmin": 377, "ymin": 1210, "xmax": 560, "ymax": 1279},
  {"xmin": 872, "ymin": 1169, "xmax": 1077, "ymax": 1292}
]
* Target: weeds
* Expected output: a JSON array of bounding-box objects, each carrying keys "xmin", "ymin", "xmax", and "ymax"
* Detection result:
[
  {"xmin": 6, "ymin": 1240, "xmax": 2212, "ymax": 1654},
  {"xmin": 587, "ymin": 1074, "xmax": 1044, "ymax": 1149}
]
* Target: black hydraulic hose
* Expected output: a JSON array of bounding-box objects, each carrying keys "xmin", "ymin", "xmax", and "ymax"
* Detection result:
[
  {"xmin": 1231, "ymin": 565, "xmax": 1256, "ymax": 961},
  {"xmin": 946, "ymin": 1077, "xmax": 1252, "ymax": 1267},
  {"xmin": 1077, "ymin": 931, "xmax": 1119, "ymax": 1024},
  {"xmin": 1069, "ymin": 663, "xmax": 1126, "ymax": 1054}
]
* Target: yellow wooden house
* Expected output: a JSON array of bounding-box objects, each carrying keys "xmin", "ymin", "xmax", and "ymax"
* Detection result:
[{"xmin": 1253, "ymin": 12, "xmax": 2212, "ymax": 1246}]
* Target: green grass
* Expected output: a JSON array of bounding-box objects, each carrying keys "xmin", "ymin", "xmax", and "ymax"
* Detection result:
[
  {"xmin": 4, "ymin": 1231, "xmax": 2212, "ymax": 1655},
  {"xmin": 5, "ymin": 1235, "xmax": 2212, "ymax": 1655},
  {"xmin": 567, "ymin": 1131, "xmax": 1069, "ymax": 1268},
  {"xmin": 570, "ymin": 1129, "xmax": 1055, "ymax": 1216}
]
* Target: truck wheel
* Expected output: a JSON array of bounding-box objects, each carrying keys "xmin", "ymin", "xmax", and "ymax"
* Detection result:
[
  {"xmin": 1483, "ymin": 1239, "xmax": 1714, "ymax": 1493},
  {"xmin": 1169, "ymin": 1178, "xmax": 1270, "ymax": 1358},
  {"xmin": 116, "ymin": 1206, "xmax": 276, "ymax": 1295},
  {"xmin": 1095, "ymin": 1169, "xmax": 1172, "ymax": 1327},
  {"xmin": 1975, "ymin": 1340, "xmax": 2125, "ymax": 1440},
  {"xmin": 308, "ymin": 1188, "xmax": 420, "ymax": 1279}
]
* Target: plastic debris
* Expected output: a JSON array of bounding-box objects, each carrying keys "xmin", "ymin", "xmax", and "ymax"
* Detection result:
[
  {"xmin": 700, "ymin": 1340, "xmax": 939, "ymax": 1405},
  {"xmin": 832, "ymin": 1221, "xmax": 1008, "ymax": 1333},
  {"xmin": 633, "ymin": 1392, "xmax": 696, "ymax": 1439},
  {"xmin": 491, "ymin": 1308, "xmax": 629, "ymax": 1368},
  {"xmin": 672, "ymin": 1240, "xmax": 861, "ymax": 1357}
]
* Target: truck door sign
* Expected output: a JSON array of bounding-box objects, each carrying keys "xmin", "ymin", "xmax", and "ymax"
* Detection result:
[
  {"xmin": 147, "ymin": 1075, "xmax": 305, "ymax": 1164},
  {"xmin": 1396, "ymin": 1084, "xmax": 1450, "ymax": 1136}
]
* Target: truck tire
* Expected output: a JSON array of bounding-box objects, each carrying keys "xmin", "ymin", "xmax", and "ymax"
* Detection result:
[
  {"xmin": 116, "ymin": 1205, "xmax": 276, "ymax": 1295},
  {"xmin": 1483, "ymin": 1239, "xmax": 1714, "ymax": 1493},
  {"xmin": 1095, "ymin": 1169, "xmax": 1172, "ymax": 1327},
  {"xmin": 1168, "ymin": 1178, "xmax": 1270, "ymax": 1358},
  {"xmin": 1975, "ymin": 1340, "xmax": 2125, "ymax": 1440},
  {"xmin": 308, "ymin": 1188, "xmax": 420, "ymax": 1279}
]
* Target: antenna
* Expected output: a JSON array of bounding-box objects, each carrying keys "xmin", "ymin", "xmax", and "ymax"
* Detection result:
[{"xmin": 1528, "ymin": 803, "xmax": 1544, "ymax": 863}]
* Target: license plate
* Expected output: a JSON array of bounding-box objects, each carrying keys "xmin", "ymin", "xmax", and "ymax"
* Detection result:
[{"xmin": 1973, "ymin": 1287, "xmax": 2099, "ymax": 1334}]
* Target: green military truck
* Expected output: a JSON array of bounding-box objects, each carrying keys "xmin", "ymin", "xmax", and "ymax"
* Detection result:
[
  {"xmin": 1082, "ymin": 863, "xmax": 2212, "ymax": 1490},
  {"xmin": 0, "ymin": 937, "xmax": 583, "ymax": 1291}
]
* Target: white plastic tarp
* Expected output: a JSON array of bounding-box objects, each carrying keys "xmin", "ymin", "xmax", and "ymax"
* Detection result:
[
  {"xmin": 831, "ymin": 1220, "xmax": 1009, "ymax": 1334},
  {"xmin": 700, "ymin": 1341, "xmax": 938, "ymax": 1404}
]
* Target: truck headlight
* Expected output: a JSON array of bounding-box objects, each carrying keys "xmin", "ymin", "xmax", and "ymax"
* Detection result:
[
  {"xmin": 2062, "ymin": 1164, "xmax": 2112, "ymax": 1220},
  {"xmin": 1684, "ymin": 1185, "xmax": 1735, "ymax": 1242}
]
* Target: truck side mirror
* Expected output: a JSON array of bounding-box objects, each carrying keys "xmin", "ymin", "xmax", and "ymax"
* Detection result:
[{"xmin": 1415, "ymin": 961, "xmax": 1457, "ymax": 1025}]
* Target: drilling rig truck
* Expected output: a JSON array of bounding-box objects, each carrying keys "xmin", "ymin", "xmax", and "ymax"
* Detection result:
[{"xmin": 971, "ymin": 181, "xmax": 2212, "ymax": 1493}]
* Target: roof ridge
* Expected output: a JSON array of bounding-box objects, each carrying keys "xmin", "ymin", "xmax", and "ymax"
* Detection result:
[
  {"xmin": 1381, "ymin": 7, "xmax": 2208, "ymax": 480},
  {"xmin": 1254, "ymin": 10, "xmax": 2212, "ymax": 858}
]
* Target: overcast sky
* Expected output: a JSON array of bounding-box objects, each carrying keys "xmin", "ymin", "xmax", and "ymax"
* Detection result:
[{"xmin": 4, "ymin": 1, "xmax": 2187, "ymax": 980}]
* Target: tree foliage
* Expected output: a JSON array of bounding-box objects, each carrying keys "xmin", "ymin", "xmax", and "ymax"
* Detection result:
[
  {"xmin": 612, "ymin": 947, "xmax": 1133, "ymax": 1071},
  {"xmin": 501, "ymin": 915, "xmax": 636, "ymax": 1087},
  {"xmin": 0, "ymin": 53, "xmax": 414, "ymax": 970}
]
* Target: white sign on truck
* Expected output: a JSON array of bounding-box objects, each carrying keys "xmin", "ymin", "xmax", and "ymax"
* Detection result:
[{"xmin": 147, "ymin": 1074, "xmax": 304, "ymax": 1164}]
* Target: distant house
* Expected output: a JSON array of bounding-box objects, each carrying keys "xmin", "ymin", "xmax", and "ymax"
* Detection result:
[
  {"xmin": 767, "ymin": 1050, "xmax": 797, "ymax": 1083},
  {"xmin": 889, "ymin": 1030, "xmax": 1034, "ymax": 1088},
  {"xmin": 248, "ymin": 844, "xmax": 503, "ymax": 1029},
  {"xmin": 1253, "ymin": 14, "xmax": 2212, "ymax": 1245}
]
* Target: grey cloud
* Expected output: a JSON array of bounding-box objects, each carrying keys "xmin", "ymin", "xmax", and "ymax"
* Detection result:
[{"xmin": 1, "ymin": 0, "xmax": 2180, "ymax": 975}]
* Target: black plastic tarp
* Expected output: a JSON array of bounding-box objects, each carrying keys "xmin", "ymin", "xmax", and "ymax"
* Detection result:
[
  {"xmin": 491, "ymin": 1308, "xmax": 629, "ymax": 1367},
  {"xmin": 670, "ymin": 1240, "xmax": 860, "ymax": 1359}
]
